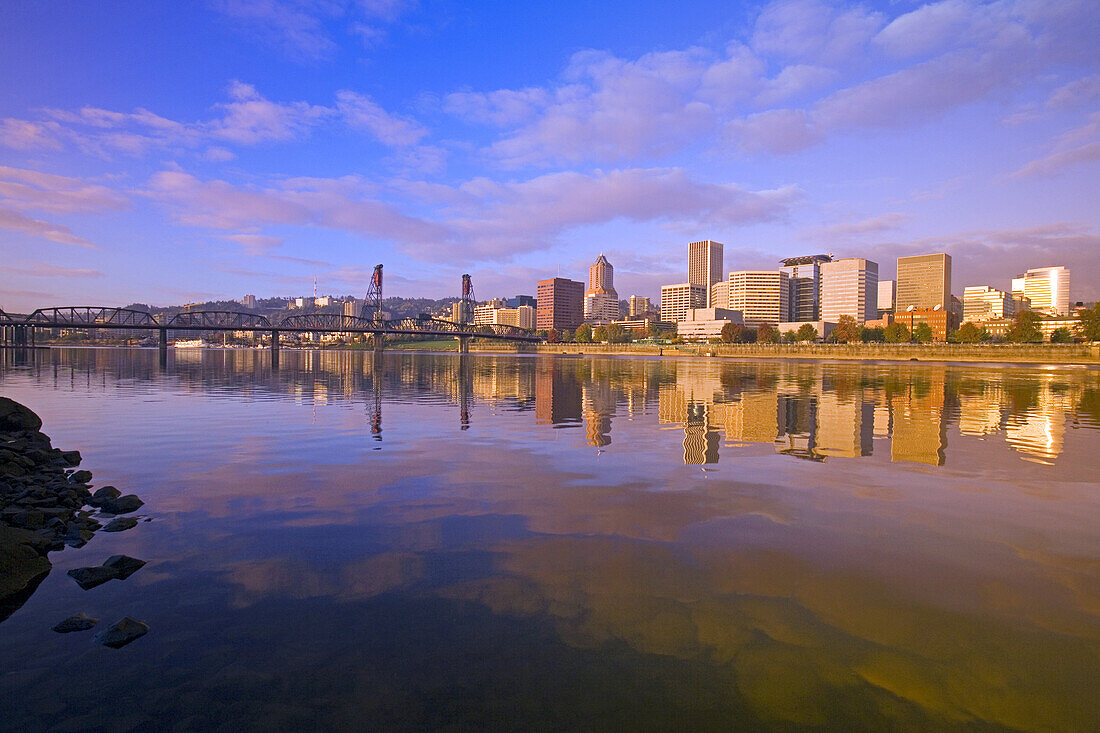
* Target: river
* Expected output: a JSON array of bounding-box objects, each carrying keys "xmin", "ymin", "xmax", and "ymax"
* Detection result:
[{"xmin": 1, "ymin": 347, "xmax": 1098, "ymax": 731}]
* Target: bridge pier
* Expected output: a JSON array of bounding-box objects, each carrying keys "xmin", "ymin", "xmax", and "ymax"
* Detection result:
[
  {"xmin": 271, "ymin": 330, "xmax": 280, "ymax": 370},
  {"xmin": 13, "ymin": 326, "xmax": 28, "ymax": 347},
  {"xmin": 457, "ymin": 336, "xmax": 470, "ymax": 354},
  {"xmin": 372, "ymin": 332, "xmax": 385, "ymax": 354},
  {"xmin": 158, "ymin": 328, "xmax": 168, "ymax": 368}
]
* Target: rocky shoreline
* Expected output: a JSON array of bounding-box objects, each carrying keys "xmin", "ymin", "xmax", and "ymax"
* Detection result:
[{"xmin": 0, "ymin": 397, "xmax": 148, "ymax": 644}]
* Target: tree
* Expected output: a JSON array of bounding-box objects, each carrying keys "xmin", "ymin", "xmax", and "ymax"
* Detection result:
[
  {"xmin": 1008, "ymin": 310, "xmax": 1043, "ymax": 343},
  {"xmin": 913, "ymin": 322, "xmax": 934, "ymax": 343},
  {"xmin": 884, "ymin": 322, "xmax": 910, "ymax": 343},
  {"xmin": 1079, "ymin": 303, "xmax": 1100, "ymax": 341},
  {"xmin": 720, "ymin": 321, "xmax": 740, "ymax": 343},
  {"xmin": 757, "ymin": 324, "xmax": 778, "ymax": 344},
  {"xmin": 1050, "ymin": 327, "xmax": 1073, "ymax": 343},
  {"xmin": 832, "ymin": 315, "xmax": 861, "ymax": 343},
  {"xmin": 560, "ymin": 329, "xmax": 574, "ymax": 342},
  {"xmin": 547, "ymin": 328, "xmax": 560, "ymax": 343},
  {"xmin": 574, "ymin": 324, "xmax": 592, "ymax": 343},
  {"xmin": 955, "ymin": 322, "xmax": 983, "ymax": 343},
  {"xmin": 593, "ymin": 325, "xmax": 608, "ymax": 342},
  {"xmin": 860, "ymin": 326, "xmax": 884, "ymax": 342},
  {"xmin": 606, "ymin": 323, "xmax": 629, "ymax": 343},
  {"xmin": 781, "ymin": 330, "xmax": 797, "ymax": 343},
  {"xmin": 647, "ymin": 324, "xmax": 661, "ymax": 340},
  {"xmin": 795, "ymin": 323, "xmax": 819, "ymax": 342}
]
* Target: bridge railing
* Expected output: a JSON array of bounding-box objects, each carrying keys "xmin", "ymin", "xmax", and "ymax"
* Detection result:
[
  {"xmin": 277, "ymin": 312, "xmax": 376, "ymax": 330},
  {"xmin": 26, "ymin": 307, "xmax": 161, "ymax": 327},
  {"xmin": 167, "ymin": 310, "xmax": 272, "ymax": 329}
]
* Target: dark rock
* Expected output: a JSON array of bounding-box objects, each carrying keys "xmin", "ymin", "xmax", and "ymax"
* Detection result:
[
  {"xmin": 53, "ymin": 613, "xmax": 98, "ymax": 633},
  {"xmin": 102, "ymin": 516, "xmax": 138, "ymax": 533},
  {"xmin": 94, "ymin": 616, "xmax": 148, "ymax": 648},
  {"xmin": 68, "ymin": 470, "xmax": 93, "ymax": 484},
  {"xmin": 59, "ymin": 450, "xmax": 81, "ymax": 466},
  {"xmin": 0, "ymin": 526, "xmax": 51, "ymax": 623},
  {"xmin": 100, "ymin": 495, "xmax": 143, "ymax": 514},
  {"xmin": 0, "ymin": 398, "xmax": 42, "ymax": 432},
  {"xmin": 67, "ymin": 565, "xmax": 120, "ymax": 590},
  {"xmin": 103, "ymin": 555, "xmax": 146, "ymax": 579},
  {"xmin": 89, "ymin": 486, "xmax": 120, "ymax": 506}
]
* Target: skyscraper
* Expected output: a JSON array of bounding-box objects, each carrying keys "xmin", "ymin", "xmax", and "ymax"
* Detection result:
[
  {"xmin": 963, "ymin": 286, "xmax": 1014, "ymax": 321},
  {"xmin": 536, "ymin": 277, "xmax": 584, "ymax": 331},
  {"xmin": 820, "ymin": 258, "xmax": 878, "ymax": 323},
  {"xmin": 628, "ymin": 295, "xmax": 652, "ymax": 318},
  {"xmin": 688, "ymin": 240, "xmax": 724, "ymax": 304},
  {"xmin": 1011, "ymin": 266, "xmax": 1070, "ymax": 315},
  {"xmin": 583, "ymin": 254, "xmax": 620, "ymax": 323},
  {"xmin": 780, "ymin": 254, "xmax": 831, "ymax": 322},
  {"xmin": 660, "ymin": 283, "xmax": 707, "ymax": 322},
  {"xmin": 896, "ymin": 253, "xmax": 951, "ymax": 311},
  {"xmin": 728, "ymin": 271, "xmax": 790, "ymax": 328}
]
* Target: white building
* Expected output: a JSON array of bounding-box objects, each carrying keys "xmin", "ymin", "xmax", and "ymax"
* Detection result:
[
  {"xmin": 661, "ymin": 283, "xmax": 707, "ymax": 323},
  {"xmin": 677, "ymin": 308, "xmax": 744, "ymax": 340},
  {"xmin": 728, "ymin": 271, "xmax": 789, "ymax": 328},
  {"xmin": 1011, "ymin": 266, "xmax": 1070, "ymax": 315},
  {"xmin": 963, "ymin": 286, "xmax": 1015, "ymax": 321},
  {"xmin": 710, "ymin": 281, "xmax": 730, "ymax": 311},
  {"xmin": 314, "ymin": 296, "xmax": 333, "ymax": 307},
  {"xmin": 877, "ymin": 280, "xmax": 895, "ymax": 315},
  {"xmin": 820, "ymin": 258, "xmax": 878, "ymax": 323},
  {"xmin": 494, "ymin": 305, "xmax": 536, "ymax": 330},
  {"xmin": 688, "ymin": 240, "xmax": 724, "ymax": 302},
  {"xmin": 241, "ymin": 294, "xmax": 257, "ymax": 309}
]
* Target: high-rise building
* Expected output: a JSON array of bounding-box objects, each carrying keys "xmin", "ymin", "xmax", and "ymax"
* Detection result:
[
  {"xmin": 241, "ymin": 294, "xmax": 257, "ymax": 309},
  {"xmin": 780, "ymin": 254, "xmax": 831, "ymax": 322},
  {"xmin": 963, "ymin": 286, "xmax": 1014, "ymax": 321},
  {"xmin": 896, "ymin": 253, "xmax": 951, "ymax": 311},
  {"xmin": 877, "ymin": 280, "xmax": 895, "ymax": 316},
  {"xmin": 537, "ymin": 277, "xmax": 584, "ymax": 331},
  {"xmin": 820, "ymin": 258, "xmax": 878, "ymax": 323},
  {"xmin": 508, "ymin": 295, "xmax": 537, "ymax": 308},
  {"xmin": 710, "ymin": 280, "xmax": 730, "ymax": 311},
  {"xmin": 688, "ymin": 240, "xmax": 724, "ymax": 302},
  {"xmin": 584, "ymin": 254, "xmax": 620, "ymax": 323},
  {"xmin": 628, "ymin": 295, "xmax": 652, "ymax": 318},
  {"xmin": 343, "ymin": 299, "xmax": 360, "ymax": 318},
  {"xmin": 1011, "ymin": 266, "xmax": 1070, "ymax": 315},
  {"xmin": 660, "ymin": 283, "xmax": 707, "ymax": 323},
  {"xmin": 728, "ymin": 271, "xmax": 790, "ymax": 328}
]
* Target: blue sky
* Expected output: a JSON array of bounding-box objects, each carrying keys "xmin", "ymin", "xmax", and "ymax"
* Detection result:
[{"xmin": 1, "ymin": 0, "xmax": 1097, "ymax": 311}]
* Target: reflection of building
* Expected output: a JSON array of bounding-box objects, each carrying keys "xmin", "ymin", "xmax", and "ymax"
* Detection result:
[
  {"xmin": 728, "ymin": 271, "xmax": 790, "ymax": 328},
  {"xmin": 897, "ymin": 253, "xmax": 951, "ymax": 311},
  {"xmin": 1012, "ymin": 266, "xmax": 1070, "ymax": 315},
  {"xmin": 775, "ymin": 395, "xmax": 820, "ymax": 460},
  {"xmin": 584, "ymin": 254, "xmax": 620, "ymax": 323},
  {"xmin": 537, "ymin": 278, "xmax": 584, "ymax": 332},
  {"xmin": 711, "ymin": 391, "xmax": 778, "ymax": 443},
  {"xmin": 815, "ymin": 393, "xmax": 873, "ymax": 457},
  {"xmin": 780, "ymin": 254, "xmax": 831, "ymax": 322},
  {"xmin": 958, "ymin": 386, "xmax": 1003, "ymax": 436},
  {"xmin": 820, "ymin": 258, "xmax": 878, "ymax": 323},
  {"xmin": 535, "ymin": 362, "xmax": 582, "ymax": 425},
  {"xmin": 683, "ymin": 403, "xmax": 720, "ymax": 464},
  {"xmin": 1004, "ymin": 384, "xmax": 1073, "ymax": 462},
  {"xmin": 689, "ymin": 240, "xmax": 724, "ymax": 302},
  {"xmin": 890, "ymin": 373, "xmax": 946, "ymax": 465},
  {"xmin": 660, "ymin": 283, "xmax": 707, "ymax": 323}
]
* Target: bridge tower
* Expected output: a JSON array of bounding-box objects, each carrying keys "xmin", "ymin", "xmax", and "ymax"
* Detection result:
[
  {"xmin": 457, "ymin": 273, "xmax": 477, "ymax": 354},
  {"xmin": 364, "ymin": 264, "xmax": 384, "ymax": 353}
]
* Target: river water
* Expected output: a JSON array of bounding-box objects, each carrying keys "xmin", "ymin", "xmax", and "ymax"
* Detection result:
[{"xmin": 1, "ymin": 347, "xmax": 1098, "ymax": 731}]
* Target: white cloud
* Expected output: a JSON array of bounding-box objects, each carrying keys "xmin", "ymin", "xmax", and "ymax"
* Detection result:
[
  {"xmin": 335, "ymin": 90, "xmax": 426, "ymax": 146},
  {"xmin": 0, "ymin": 206, "xmax": 96, "ymax": 248},
  {"xmin": 0, "ymin": 165, "xmax": 130, "ymax": 214}
]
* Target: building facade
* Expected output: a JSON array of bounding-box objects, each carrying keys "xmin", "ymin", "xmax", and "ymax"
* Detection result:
[
  {"xmin": 896, "ymin": 253, "xmax": 952, "ymax": 311},
  {"xmin": 728, "ymin": 271, "xmax": 790, "ymax": 328},
  {"xmin": 898, "ymin": 306, "xmax": 959, "ymax": 342},
  {"xmin": 660, "ymin": 283, "xmax": 707, "ymax": 323},
  {"xmin": 820, "ymin": 257, "xmax": 878, "ymax": 323},
  {"xmin": 877, "ymin": 280, "xmax": 895, "ymax": 317},
  {"xmin": 241, "ymin": 294, "xmax": 257, "ymax": 309},
  {"xmin": 583, "ymin": 254, "xmax": 620, "ymax": 323},
  {"xmin": 780, "ymin": 254, "xmax": 831, "ymax": 322},
  {"xmin": 963, "ymin": 286, "xmax": 1014, "ymax": 321},
  {"xmin": 628, "ymin": 295, "xmax": 652, "ymax": 318},
  {"xmin": 677, "ymin": 308, "xmax": 744, "ymax": 340},
  {"xmin": 710, "ymin": 281, "xmax": 730, "ymax": 311},
  {"xmin": 1012, "ymin": 266, "xmax": 1070, "ymax": 315},
  {"xmin": 536, "ymin": 278, "xmax": 584, "ymax": 331},
  {"xmin": 688, "ymin": 240, "xmax": 724, "ymax": 304}
]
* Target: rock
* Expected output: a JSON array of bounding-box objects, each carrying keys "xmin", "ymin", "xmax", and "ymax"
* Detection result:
[
  {"xmin": 68, "ymin": 470, "xmax": 93, "ymax": 484},
  {"xmin": 53, "ymin": 613, "xmax": 98, "ymax": 633},
  {"xmin": 102, "ymin": 517, "xmax": 138, "ymax": 533},
  {"xmin": 88, "ymin": 486, "xmax": 120, "ymax": 506},
  {"xmin": 0, "ymin": 526, "xmax": 51, "ymax": 623},
  {"xmin": 100, "ymin": 495, "xmax": 143, "ymax": 515},
  {"xmin": 58, "ymin": 450, "xmax": 81, "ymax": 466},
  {"xmin": 94, "ymin": 616, "xmax": 148, "ymax": 648},
  {"xmin": 67, "ymin": 565, "xmax": 120, "ymax": 590},
  {"xmin": 103, "ymin": 555, "xmax": 145, "ymax": 579},
  {"xmin": 0, "ymin": 397, "xmax": 42, "ymax": 432}
]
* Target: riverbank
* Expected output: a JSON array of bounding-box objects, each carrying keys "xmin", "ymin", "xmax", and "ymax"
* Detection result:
[{"xmin": 469, "ymin": 341, "xmax": 1100, "ymax": 364}]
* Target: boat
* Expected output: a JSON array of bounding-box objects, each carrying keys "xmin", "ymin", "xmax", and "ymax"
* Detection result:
[{"xmin": 172, "ymin": 339, "xmax": 205, "ymax": 348}]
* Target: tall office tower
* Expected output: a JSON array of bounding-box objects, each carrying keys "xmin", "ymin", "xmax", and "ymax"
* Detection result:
[
  {"xmin": 963, "ymin": 286, "xmax": 1014, "ymax": 321},
  {"xmin": 660, "ymin": 283, "xmax": 707, "ymax": 322},
  {"xmin": 780, "ymin": 254, "xmax": 831, "ymax": 322},
  {"xmin": 536, "ymin": 277, "xmax": 584, "ymax": 331},
  {"xmin": 241, "ymin": 294, "xmax": 257, "ymax": 309},
  {"xmin": 820, "ymin": 258, "xmax": 878, "ymax": 323},
  {"xmin": 688, "ymin": 240, "xmax": 724, "ymax": 303},
  {"xmin": 343, "ymin": 299, "xmax": 360, "ymax": 317},
  {"xmin": 896, "ymin": 253, "xmax": 951, "ymax": 311},
  {"xmin": 710, "ymin": 280, "xmax": 730, "ymax": 310},
  {"xmin": 877, "ymin": 280, "xmax": 895, "ymax": 316},
  {"xmin": 728, "ymin": 271, "xmax": 790, "ymax": 328},
  {"xmin": 583, "ymin": 254, "xmax": 620, "ymax": 323},
  {"xmin": 1011, "ymin": 266, "xmax": 1070, "ymax": 315},
  {"xmin": 628, "ymin": 295, "xmax": 652, "ymax": 317}
]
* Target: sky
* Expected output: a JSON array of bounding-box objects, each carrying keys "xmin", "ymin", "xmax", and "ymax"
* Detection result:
[{"xmin": 0, "ymin": 0, "xmax": 1098, "ymax": 311}]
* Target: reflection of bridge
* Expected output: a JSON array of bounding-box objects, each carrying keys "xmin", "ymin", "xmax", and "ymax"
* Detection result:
[{"xmin": 0, "ymin": 270, "xmax": 541, "ymax": 365}]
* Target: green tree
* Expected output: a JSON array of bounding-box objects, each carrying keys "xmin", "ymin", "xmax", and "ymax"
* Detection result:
[
  {"xmin": 781, "ymin": 330, "xmax": 797, "ymax": 343},
  {"xmin": 593, "ymin": 325, "xmax": 608, "ymax": 342},
  {"xmin": 606, "ymin": 323, "xmax": 629, "ymax": 343},
  {"xmin": 1008, "ymin": 311, "xmax": 1043, "ymax": 343},
  {"xmin": 860, "ymin": 326, "xmax": 884, "ymax": 342},
  {"xmin": 647, "ymin": 324, "xmax": 660, "ymax": 340},
  {"xmin": 757, "ymin": 324, "xmax": 778, "ymax": 344},
  {"xmin": 574, "ymin": 324, "xmax": 592, "ymax": 343},
  {"xmin": 1079, "ymin": 303, "xmax": 1100, "ymax": 341},
  {"xmin": 884, "ymin": 322, "xmax": 910, "ymax": 343},
  {"xmin": 720, "ymin": 321, "xmax": 740, "ymax": 343},
  {"xmin": 560, "ymin": 329, "xmax": 574, "ymax": 342},
  {"xmin": 955, "ymin": 322, "xmax": 983, "ymax": 343},
  {"xmin": 795, "ymin": 323, "xmax": 819, "ymax": 342},
  {"xmin": 1050, "ymin": 327, "xmax": 1073, "ymax": 343},
  {"xmin": 913, "ymin": 322, "xmax": 934, "ymax": 343},
  {"xmin": 832, "ymin": 315, "xmax": 861, "ymax": 343}
]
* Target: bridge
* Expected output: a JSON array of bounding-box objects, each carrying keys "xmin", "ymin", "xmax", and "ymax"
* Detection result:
[{"xmin": 0, "ymin": 268, "xmax": 541, "ymax": 365}]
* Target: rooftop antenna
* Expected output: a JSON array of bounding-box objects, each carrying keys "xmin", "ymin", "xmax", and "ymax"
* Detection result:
[{"xmin": 313, "ymin": 276, "xmax": 317, "ymax": 299}]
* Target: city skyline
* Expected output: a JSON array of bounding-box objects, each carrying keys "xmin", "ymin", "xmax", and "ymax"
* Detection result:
[{"xmin": 1, "ymin": 1, "xmax": 1098, "ymax": 312}]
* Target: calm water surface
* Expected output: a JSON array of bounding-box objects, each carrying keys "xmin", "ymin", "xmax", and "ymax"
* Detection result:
[{"xmin": 1, "ymin": 347, "xmax": 1098, "ymax": 731}]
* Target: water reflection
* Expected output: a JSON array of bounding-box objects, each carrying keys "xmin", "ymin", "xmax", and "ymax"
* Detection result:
[{"xmin": 1, "ymin": 348, "xmax": 1098, "ymax": 731}]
